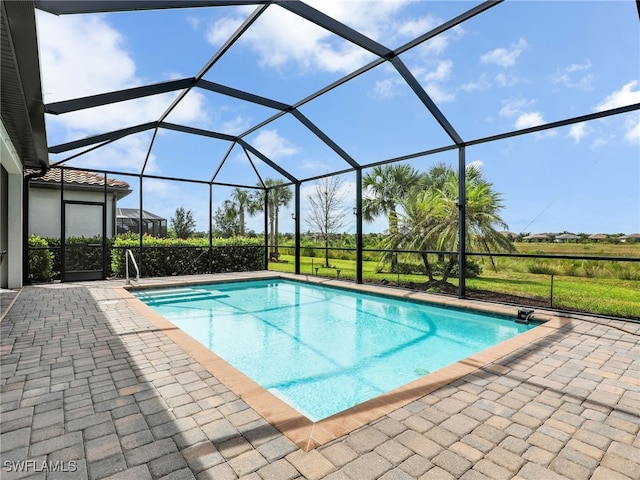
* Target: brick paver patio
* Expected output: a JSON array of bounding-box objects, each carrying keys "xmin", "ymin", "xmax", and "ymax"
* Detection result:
[{"xmin": 1, "ymin": 274, "xmax": 639, "ymax": 479}]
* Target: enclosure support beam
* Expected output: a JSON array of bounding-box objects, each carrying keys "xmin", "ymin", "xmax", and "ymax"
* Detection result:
[
  {"xmin": 138, "ymin": 175, "xmax": 144, "ymax": 277},
  {"xmin": 458, "ymin": 146, "xmax": 466, "ymax": 298},
  {"xmin": 264, "ymin": 189, "xmax": 269, "ymax": 270},
  {"xmin": 355, "ymin": 168, "xmax": 363, "ymax": 284},
  {"xmin": 294, "ymin": 182, "xmax": 301, "ymax": 275},
  {"xmin": 209, "ymin": 184, "xmax": 213, "ymax": 274}
]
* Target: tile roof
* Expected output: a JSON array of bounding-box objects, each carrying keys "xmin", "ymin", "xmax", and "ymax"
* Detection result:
[{"xmin": 26, "ymin": 168, "xmax": 130, "ymax": 189}]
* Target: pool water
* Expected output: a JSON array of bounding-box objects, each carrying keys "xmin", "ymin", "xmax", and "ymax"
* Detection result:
[{"xmin": 134, "ymin": 279, "xmax": 538, "ymax": 421}]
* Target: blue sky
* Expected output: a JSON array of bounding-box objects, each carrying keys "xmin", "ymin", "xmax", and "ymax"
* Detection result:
[{"xmin": 36, "ymin": 1, "xmax": 640, "ymax": 236}]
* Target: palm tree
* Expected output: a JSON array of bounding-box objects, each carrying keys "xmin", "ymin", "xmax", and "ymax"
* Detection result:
[
  {"xmin": 231, "ymin": 188, "xmax": 252, "ymax": 237},
  {"xmin": 393, "ymin": 164, "xmax": 514, "ymax": 284},
  {"xmin": 362, "ymin": 164, "xmax": 421, "ymax": 272},
  {"xmin": 252, "ymin": 179, "xmax": 292, "ymax": 257}
]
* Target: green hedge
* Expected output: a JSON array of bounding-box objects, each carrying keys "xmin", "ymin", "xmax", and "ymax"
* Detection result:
[
  {"xmin": 28, "ymin": 235, "xmax": 53, "ymax": 283},
  {"xmin": 27, "ymin": 235, "xmax": 266, "ymax": 282},
  {"xmin": 111, "ymin": 235, "xmax": 265, "ymax": 278}
]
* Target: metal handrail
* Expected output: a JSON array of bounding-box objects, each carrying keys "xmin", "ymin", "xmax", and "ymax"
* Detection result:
[{"xmin": 125, "ymin": 249, "xmax": 139, "ymax": 285}]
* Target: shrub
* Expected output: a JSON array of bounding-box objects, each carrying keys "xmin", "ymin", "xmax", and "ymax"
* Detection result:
[
  {"xmin": 28, "ymin": 235, "xmax": 53, "ymax": 283},
  {"xmin": 614, "ymin": 263, "xmax": 640, "ymax": 281},
  {"xmin": 582, "ymin": 260, "xmax": 606, "ymax": 278},
  {"xmin": 561, "ymin": 260, "xmax": 581, "ymax": 277},
  {"xmin": 527, "ymin": 259, "xmax": 557, "ymax": 275},
  {"xmin": 111, "ymin": 235, "xmax": 265, "ymax": 278},
  {"xmin": 43, "ymin": 237, "xmax": 61, "ymax": 280},
  {"xmin": 432, "ymin": 259, "xmax": 483, "ymax": 279}
]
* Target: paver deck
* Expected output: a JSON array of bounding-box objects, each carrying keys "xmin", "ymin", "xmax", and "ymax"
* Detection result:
[{"xmin": 1, "ymin": 272, "xmax": 639, "ymax": 479}]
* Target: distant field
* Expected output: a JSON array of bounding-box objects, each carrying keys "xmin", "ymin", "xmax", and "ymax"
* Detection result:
[
  {"xmin": 513, "ymin": 242, "xmax": 640, "ymax": 257},
  {"xmin": 269, "ymin": 244, "xmax": 640, "ymax": 319}
]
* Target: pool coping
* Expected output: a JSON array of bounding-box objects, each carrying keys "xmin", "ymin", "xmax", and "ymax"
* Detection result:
[{"xmin": 117, "ymin": 272, "xmax": 571, "ymax": 451}]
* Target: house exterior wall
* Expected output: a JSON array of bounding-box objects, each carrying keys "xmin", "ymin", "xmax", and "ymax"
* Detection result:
[
  {"xmin": 1, "ymin": 120, "xmax": 24, "ymax": 289},
  {"xmin": 28, "ymin": 188, "xmax": 118, "ymax": 238}
]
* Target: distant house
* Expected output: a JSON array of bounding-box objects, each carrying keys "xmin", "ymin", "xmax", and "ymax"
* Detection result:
[
  {"xmin": 523, "ymin": 233, "xmax": 551, "ymax": 242},
  {"xmin": 619, "ymin": 233, "xmax": 640, "ymax": 243},
  {"xmin": 588, "ymin": 233, "xmax": 608, "ymax": 242},
  {"xmin": 555, "ymin": 233, "xmax": 580, "ymax": 243},
  {"xmin": 116, "ymin": 208, "xmax": 167, "ymax": 237},
  {"xmin": 28, "ymin": 169, "xmax": 132, "ymax": 238}
]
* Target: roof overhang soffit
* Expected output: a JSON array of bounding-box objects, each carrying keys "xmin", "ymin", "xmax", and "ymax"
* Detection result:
[{"xmin": 2, "ymin": 1, "xmax": 49, "ymax": 168}]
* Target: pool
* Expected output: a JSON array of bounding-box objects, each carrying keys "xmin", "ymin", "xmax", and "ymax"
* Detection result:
[{"xmin": 133, "ymin": 278, "xmax": 540, "ymax": 421}]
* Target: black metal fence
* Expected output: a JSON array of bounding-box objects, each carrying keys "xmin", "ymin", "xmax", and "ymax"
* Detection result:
[{"xmin": 267, "ymin": 245, "xmax": 640, "ymax": 320}]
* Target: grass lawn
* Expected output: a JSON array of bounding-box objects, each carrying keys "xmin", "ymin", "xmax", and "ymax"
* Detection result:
[{"xmin": 269, "ymin": 251, "xmax": 639, "ymax": 319}]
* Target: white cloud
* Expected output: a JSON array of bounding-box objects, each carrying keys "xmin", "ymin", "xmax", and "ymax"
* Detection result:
[
  {"xmin": 551, "ymin": 60, "xmax": 593, "ymax": 90},
  {"xmin": 499, "ymin": 98, "xmax": 535, "ymax": 118},
  {"xmin": 410, "ymin": 60, "xmax": 455, "ymax": 103},
  {"xmin": 204, "ymin": 2, "xmax": 455, "ymax": 75},
  {"xmin": 162, "ymin": 90, "xmax": 210, "ymax": 126},
  {"xmin": 206, "ymin": 15, "xmax": 245, "ymax": 45},
  {"xmin": 37, "ymin": 13, "xmax": 137, "ymax": 101},
  {"xmin": 624, "ymin": 116, "xmax": 640, "ymax": 144},
  {"xmin": 53, "ymin": 133, "xmax": 158, "ymax": 174},
  {"xmin": 219, "ymin": 115, "xmax": 252, "ymax": 135},
  {"xmin": 512, "ymin": 112, "xmax": 556, "ymax": 139},
  {"xmin": 494, "ymin": 73, "xmax": 519, "ymax": 87},
  {"xmin": 480, "ymin": 38, "xmax": 528, "ymax": 67},
  {"xmin": 568, "ymin": 123, "xmax": 587, "ymax": 143},
  {"xmin": 396, "ymin": 15, "xmax": 440, "ymax": 39},
  {"xmin": 370, "ymin": 78, "xmax": 403, "ymax": 100},
  {"xmin": 591, "ymin": 137, "xmax": 608, "ymax": 148},
  {"xmin": 460, "ymin": 72, "xmax": 518, "ymax": 93},
  {"xmin": 205, "ymin": 6, "xmax": 374, "ymax": 74},
  {"xmin": 305, "ymin": 0, "xmax": 406, "ymax": 42},
  {"xmin": 398, "ymin": 18, "xmax": 462, "ymax": 56},
  {"xmin": 424, "ymin": 82, "xmax": 455, "ymax": 103},
  {"xmin": 515, "ymin": 112, "xmax": 544, "ymax": 129},
  {"xmin": 422, "ymin": 60, "xmax": 453, "ymax": 83},
  {"xmin": 251, "ymin": 130, "xmax": 299, "ymax": 158},
  {"xmin": 460, "ymin": 73, "xmax": 491, "ymax": 92},
  {"xmin": 37, "ymin": 11, "xmax": 209, "ymax": 138},
  {"xmin": 596, "ymin": 81, "xmax": 640, "ymax": 144},
  {"xmin": 596, "ymin": 80, "xmax": 640, "ymax": 111},
  {"xmin": 37, "ymin": 9, "xmax": 213, "ymax": 178}
]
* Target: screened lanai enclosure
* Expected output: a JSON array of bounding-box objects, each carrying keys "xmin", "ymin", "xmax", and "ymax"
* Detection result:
[{"xmin": 26, "ymin": 0, "xmax": 640, "ymax": 318}]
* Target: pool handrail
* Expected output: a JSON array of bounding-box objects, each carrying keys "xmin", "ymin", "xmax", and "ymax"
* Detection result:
[{"xmin": 125, "ymin": 249, "xmax": 139, "ymax": 285}]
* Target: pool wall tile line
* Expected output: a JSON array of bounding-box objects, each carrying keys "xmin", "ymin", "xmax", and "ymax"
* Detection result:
[{"xmin": 118, "ymin": 273, "xmax": 570, "ymax": 451}]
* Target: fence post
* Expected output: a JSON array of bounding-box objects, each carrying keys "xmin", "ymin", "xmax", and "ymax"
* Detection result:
[{"xmin": 550, "ymin": 274, "xmax": 554, "ymax": 308}]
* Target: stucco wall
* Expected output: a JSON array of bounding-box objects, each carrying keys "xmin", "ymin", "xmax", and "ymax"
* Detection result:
[
  {"xmin": 29, "ymin": 187, "xmax": 117, "ymax": 238},
  {"xmin": 1, "ymin": 120, "xmax": 24, "ymax": 289}
]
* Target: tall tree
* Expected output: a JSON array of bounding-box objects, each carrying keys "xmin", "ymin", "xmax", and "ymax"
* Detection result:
[
  {"xmin": 252, "ymin": 179, "xmax": 292, "ymax": 257},
  {"xmin": 170, "ymin": 207, "xmax": 195, "ymax": 239},
  {"xmin": 392, "ymin": 164, "xmax": 514, "ymax": 283},
  {"xmin": 305, "ymin": 176, "xmax": 350, "ymax": 267},
  {"xmin": 212, "ymin": 200, "xmax": 240, "ymax": 237},
  {"xmin": 362, "ymin": 164, "xmax": 421, "ymax": 272},
  {"xmin": 231, "ymin": 188, "xmax": 253, "ymax": 237}
]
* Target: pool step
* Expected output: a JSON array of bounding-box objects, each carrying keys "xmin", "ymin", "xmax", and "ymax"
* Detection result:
[{"xmin": 136, "ymin": 288, "xmax": 228, "ymax": 305}]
